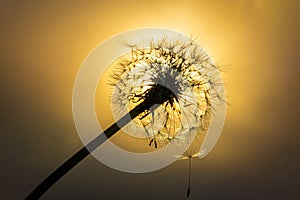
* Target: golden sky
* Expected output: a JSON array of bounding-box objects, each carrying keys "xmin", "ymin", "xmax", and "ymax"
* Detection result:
[{"xmin": 1, "ymin": 0, "xmax": 299, "ymax": 199}]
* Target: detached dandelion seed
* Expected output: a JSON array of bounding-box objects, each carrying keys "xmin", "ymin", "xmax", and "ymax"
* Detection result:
[{"xmin": 25, "ymin": 29, "xmax": 226, "ymax": 199}]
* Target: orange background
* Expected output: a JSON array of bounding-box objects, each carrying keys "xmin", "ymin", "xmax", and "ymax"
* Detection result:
[{"xmin": 1, "ymin": 1, "xmax": 299, "ymax": 199}]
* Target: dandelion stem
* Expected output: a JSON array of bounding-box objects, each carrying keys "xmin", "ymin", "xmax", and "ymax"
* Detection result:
[{"xmin": 25, "ymin": 97, "xmax": 160, "ymax": 200}]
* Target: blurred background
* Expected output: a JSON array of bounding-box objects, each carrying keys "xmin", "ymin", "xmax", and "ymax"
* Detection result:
[{"xmin": 1, "ymin": 0, "xmax": 299, "ymax": 199}]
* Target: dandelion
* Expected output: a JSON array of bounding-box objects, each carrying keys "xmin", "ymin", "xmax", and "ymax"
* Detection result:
[{"xmin": 25, "ymin": 32, "xmax": 225, "ymax": 199}]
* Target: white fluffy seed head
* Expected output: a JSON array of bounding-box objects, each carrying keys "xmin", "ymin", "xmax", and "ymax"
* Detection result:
[{"xmin": 110, "ymin": 37, "xmax": 224, "ymax": 158}]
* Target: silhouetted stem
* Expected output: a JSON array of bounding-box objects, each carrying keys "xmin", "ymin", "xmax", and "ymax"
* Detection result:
[{"xmin": 26, "ymin": 99, "xmax": 159, "ymax": 200}]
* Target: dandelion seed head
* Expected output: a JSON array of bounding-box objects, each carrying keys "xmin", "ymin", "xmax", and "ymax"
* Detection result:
[{"xmin": 111, "ymin": 36, "xmax": 223, "ymax": 157}]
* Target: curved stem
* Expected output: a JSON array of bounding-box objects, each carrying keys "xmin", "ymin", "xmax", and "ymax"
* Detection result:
[{"xmin": 26, "ymin": 100, "xmax": 158, "ymax": 200}]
